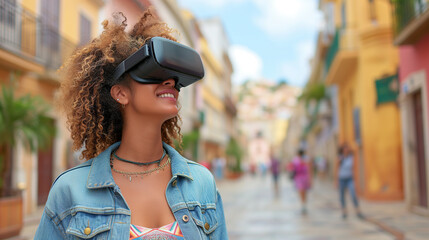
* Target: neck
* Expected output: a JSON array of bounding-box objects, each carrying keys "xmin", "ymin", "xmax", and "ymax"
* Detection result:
[{"xmin": 116, "ymin": 115, "xmax": 165, "ymax": 163}]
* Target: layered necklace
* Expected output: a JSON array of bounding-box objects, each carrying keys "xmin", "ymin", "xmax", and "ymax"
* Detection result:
[{"xmin": 110, "ymin": 148, "xmax": 170, "ymax": 182}]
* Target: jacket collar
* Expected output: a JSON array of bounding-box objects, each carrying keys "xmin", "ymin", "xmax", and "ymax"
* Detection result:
[
  {"xmin": 163, "ymin": 142, "xmax": 194, "ymax": 180},
  {"xmin": 86, "ymin": 142, "xmax": 193, "ymax": 189}
]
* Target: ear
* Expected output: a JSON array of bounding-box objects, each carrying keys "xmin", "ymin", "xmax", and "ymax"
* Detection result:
[{"xmin": 110, "ymin": 84, "xmax": 130, "ymax": 105}]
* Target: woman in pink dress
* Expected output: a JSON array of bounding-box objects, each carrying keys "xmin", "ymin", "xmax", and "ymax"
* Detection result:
[{"xmin": 291, "ymin": 149, "xmax": 311, "ymax": 215}]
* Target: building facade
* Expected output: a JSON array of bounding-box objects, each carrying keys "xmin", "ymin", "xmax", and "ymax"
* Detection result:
[
  {"xmin": 323, "ymin": 0, "xmax": 403, "ymax": 200},
  {"xmin": 197, "ymin": 17, "xmax": 236, "ymax": 167},
  {"xmin": 393, "ymin": 0, "xmax": 429, "ymax": 215},
  {"xmin": 0, "ymin": 0, "xmax": 103, "ymax": 214}
]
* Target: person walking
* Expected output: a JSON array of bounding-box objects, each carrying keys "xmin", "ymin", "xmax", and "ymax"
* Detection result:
[
  {"xmin": 270, "ymin": 153, "xmax": 281, "ymax": 197},
  {"xmin": 291, "ymin": 149, "xmax": 311, "ymax": 215},
  {"xmin": 34, "ymin": 9, "xmax": 227, "ymax": 239},
  {"xmin": 337, "ymin": 144, "xmax": 364, "ymax": 220},
  {"xmin": 212, "ymin": 155, "xmax": 226, "ymax": 180}
]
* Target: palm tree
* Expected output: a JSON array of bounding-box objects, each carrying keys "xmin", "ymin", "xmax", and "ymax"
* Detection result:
[{"xmin": 0, "ymin": 82, "xmax": 55, "ymax": 197}]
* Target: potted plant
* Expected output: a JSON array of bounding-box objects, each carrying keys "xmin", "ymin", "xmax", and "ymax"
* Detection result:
[{"xmin": 0, "ymin": 81, "xmax": 55, "ymax": 238}]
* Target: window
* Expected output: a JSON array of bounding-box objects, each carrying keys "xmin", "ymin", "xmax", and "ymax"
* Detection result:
[
  {"xmin": 369, "ymin": 0, "xmax": 377, "ymax": 24},
  {"xmin": 40, "ymin": 0, "xmax": 60, "ymax": 50},
  {"xmin": 0, "ymin": 0, "xmax": 16, "ymax": 26}
]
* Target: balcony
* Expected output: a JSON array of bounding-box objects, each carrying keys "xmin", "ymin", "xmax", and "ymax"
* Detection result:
[
  {"xmin": 324, "ymin": 28, "xmax": 358, "ymax": 85},
  {"xmin": 393, "ymin": 0, "xmax": 429, "ymax": 45},
  {"xmin": 0, "ymin": 1, "xmax": 75, "ymax": 72}
]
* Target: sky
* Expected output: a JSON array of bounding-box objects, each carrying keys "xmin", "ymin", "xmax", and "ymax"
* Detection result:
[{"xmin": 176, "ymin": 0, "xmax": 322, "ymax": 87}]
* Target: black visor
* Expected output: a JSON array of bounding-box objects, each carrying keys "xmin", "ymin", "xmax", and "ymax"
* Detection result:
[{"xmin": 112, "ymin": 37, "xmax": 205, "ymax": 90}]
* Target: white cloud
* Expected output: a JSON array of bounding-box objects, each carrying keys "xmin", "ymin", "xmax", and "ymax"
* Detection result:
[
  {"xmin": 229, "ymin": 45, "xmax": 263, "ymax": 85},
  {"xmin": 177, "ymin": 0, "xmax": 320, "ymax": 86},
  {"xmin": 280, "ymin": 41, "xmax": 315, "ymax": 87},
  {"xmin": 253, "ymin": 0, "xmax": 321, "ymax": 38}
]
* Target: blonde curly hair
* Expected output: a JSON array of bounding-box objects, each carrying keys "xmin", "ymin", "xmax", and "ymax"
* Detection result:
[{"xmin": 58, "ymin": 9, "xmax": 182, "ymax": 160}]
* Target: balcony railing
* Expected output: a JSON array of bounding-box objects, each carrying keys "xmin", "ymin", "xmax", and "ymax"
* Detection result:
[
  {"xmin": 392, "ymin": 0, "xmax": 429, "ymax": 36},
  {"xmin": 0, "ymin": 0, "xmax": 75, "ymax": 70}
]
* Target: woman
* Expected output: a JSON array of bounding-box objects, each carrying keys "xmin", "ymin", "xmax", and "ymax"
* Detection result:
[
  {"xmin": 291, "ymin": 149, "xmax": 311, "ymax": 215},
  {"xmin": 35, "ymin": 9, "xmax": 227, "ymax": 240},
  {"xmin": 337, "ymin": 144, "xmax": 364, "ymax": 220}
]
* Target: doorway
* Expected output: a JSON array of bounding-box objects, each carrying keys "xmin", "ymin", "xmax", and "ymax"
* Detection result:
[
  {"xmin": 412, "ymin": 90, "xmax": 428, "ymax": 208},
  {"xmin": 37, "ymin": 119, "xmax": 55, "ymax": 206}
]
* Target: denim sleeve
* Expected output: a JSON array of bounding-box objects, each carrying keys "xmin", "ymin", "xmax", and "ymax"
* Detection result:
[
  {"xmin": 34, "ymin": 208, "xmax": 66, "ymax": 240},
  {"xmin": 215, "ymin": 190, "xmax": 229, "ymax": 239}
]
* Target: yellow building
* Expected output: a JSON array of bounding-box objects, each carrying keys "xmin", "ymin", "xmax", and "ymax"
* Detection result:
[
  {"xmin": 0, "ymin": 0, "xmax": 103, "ymax": 214},
  {"xmin": 199, "ymin": 37, "xmax": 227, "ymax": 162},
  {"xmin": 323, "ymin": 0, "xmax": 402, "ymax": 200},
  {"xmin": 192, "ymin": 15, "xmax": 234, "ymax": 165}
]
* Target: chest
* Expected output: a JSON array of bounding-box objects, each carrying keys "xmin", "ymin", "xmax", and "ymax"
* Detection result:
[{"xmin": 113, "ymin": 168, "xmax": 175, "ymax": 228}]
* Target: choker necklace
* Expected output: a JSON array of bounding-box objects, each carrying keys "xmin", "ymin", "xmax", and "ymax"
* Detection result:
[
  {"xmin": 113, "ymin": 148, "xmax": 166, "ymax": 166},
  {"xmin": 110, "ymin": 155, "xmax": 171, "ymax": 182}
]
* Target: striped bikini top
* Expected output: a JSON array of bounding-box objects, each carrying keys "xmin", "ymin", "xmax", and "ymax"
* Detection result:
[{"xmin": 130, "ymin": 221, "xmax": 184, "ymax": 240}]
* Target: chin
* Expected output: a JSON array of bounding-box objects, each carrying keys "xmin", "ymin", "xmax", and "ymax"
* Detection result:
[
  {"xmin": 162, "ymin": 110, "xmax": 178, "ymax": 121},
  {"xmin": 162, "ymin": 115, "xmax": 177, "ymax": 124}
]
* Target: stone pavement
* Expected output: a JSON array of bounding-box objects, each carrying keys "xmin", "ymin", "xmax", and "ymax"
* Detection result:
[
  {"xmin": 8, "ymin": 173, "xmax": 429, "ymax": 240},
  {"xmin": 216, "ymin": 174, "xmax": 429, "ymax": 240}
]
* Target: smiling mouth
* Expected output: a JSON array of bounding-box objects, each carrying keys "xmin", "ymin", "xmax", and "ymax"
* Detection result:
[{"xmin": 158, "ymin": 93, "xmax": 175, "ymax": 99}]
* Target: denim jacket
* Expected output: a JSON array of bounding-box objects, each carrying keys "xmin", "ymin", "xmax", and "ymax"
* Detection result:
[{"xmin": 34, "ymin": 142, "xmax": 228, "ymax": 239}]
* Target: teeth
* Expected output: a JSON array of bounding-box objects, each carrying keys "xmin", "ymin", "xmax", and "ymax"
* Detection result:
[{"xmin": 159, "ymin": 93, "xmax": 175, "ymax": 98}]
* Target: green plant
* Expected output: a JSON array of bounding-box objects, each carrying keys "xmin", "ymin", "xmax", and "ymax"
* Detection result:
[
  {"xmin": 226, "ymin": 137, "xmax": 243, "ymax": 173},
  {"xmin": 181, "ymin": 129, "xmax": 199, "ymax": 160},
  {"xmin": 0, "ymin": 81, "xmax": 55, "ymax": 197},
  {"xmin": 298, "ymin": 82, "xmax": 326, "ymax": 103},
  {"xmin": 298, "ymin": 82, "xmax": 327, "ymax": 138}
]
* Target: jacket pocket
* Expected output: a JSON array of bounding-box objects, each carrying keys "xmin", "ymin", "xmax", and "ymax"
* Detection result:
[
  {"xmin": 66, "ymin": 211, "xmax": 112, "ymax": 239},
  {"xmin": 189, "ymin": 205, "xmax": 218, "ymax": 236}
]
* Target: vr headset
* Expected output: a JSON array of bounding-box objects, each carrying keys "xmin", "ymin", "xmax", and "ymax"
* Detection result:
[{"xmin": 112, "ymin": 37, "xmax": 205, "ymax": 91}]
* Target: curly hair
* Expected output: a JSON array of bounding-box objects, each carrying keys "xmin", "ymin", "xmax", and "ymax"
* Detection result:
[{"xmin": 58, "ymin": 9, "xmax": 182, "ymax": 160}]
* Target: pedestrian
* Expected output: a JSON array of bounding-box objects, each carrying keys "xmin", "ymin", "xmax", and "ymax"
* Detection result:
[
  {"xmin": 213, "ymin": 155, "xmax": 226, "ymax": 180},
  {"xmin": 291, "ymin": 149, "xmax": 312, "ymax": 215},
  {"xmin": 249, "ymin": 162, "xmax": 257, "ymax": 176},
  {"xmin": 34, "ymin": 9, "xmax": 227, "ymax": 239},
  {"xmin": 337, "ymin": 143, "xmax": 364, "ymax": 220},
  {"xmin": 270, "ymin": 153, "xmax": 281, "ymax": 197}
]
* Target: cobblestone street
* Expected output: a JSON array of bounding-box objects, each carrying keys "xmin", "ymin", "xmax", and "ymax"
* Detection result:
[
  {"xmin": 10, "ymin": 173, "xmax": 429, "ymax": 240},
  {"xmin": 217, "ymin": 174, "xmax": 411, "ymax": 240}
]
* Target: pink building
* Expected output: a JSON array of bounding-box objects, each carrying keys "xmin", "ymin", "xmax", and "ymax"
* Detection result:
[{"xmin": 394, "ymin": 2, "xmax": 429, "ymax": 216}]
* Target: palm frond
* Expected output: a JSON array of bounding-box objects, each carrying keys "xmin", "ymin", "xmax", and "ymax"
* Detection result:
[{"xmin": 0, "ymin": 84, "xmax": 55, "ymax": 151}]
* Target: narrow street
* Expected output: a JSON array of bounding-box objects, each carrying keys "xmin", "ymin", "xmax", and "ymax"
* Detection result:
[
  {"xmin": 12, "ymin": 172, "xmax": 429, "ymax": 240},
  {"xmin": 217, "ymin": 174, "xmax": 393, "ymax": 240}
]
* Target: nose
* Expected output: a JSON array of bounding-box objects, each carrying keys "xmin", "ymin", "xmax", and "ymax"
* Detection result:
[{"xmin": 162, "ymin": 79, "xmax": 175, "ymax": 86}]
